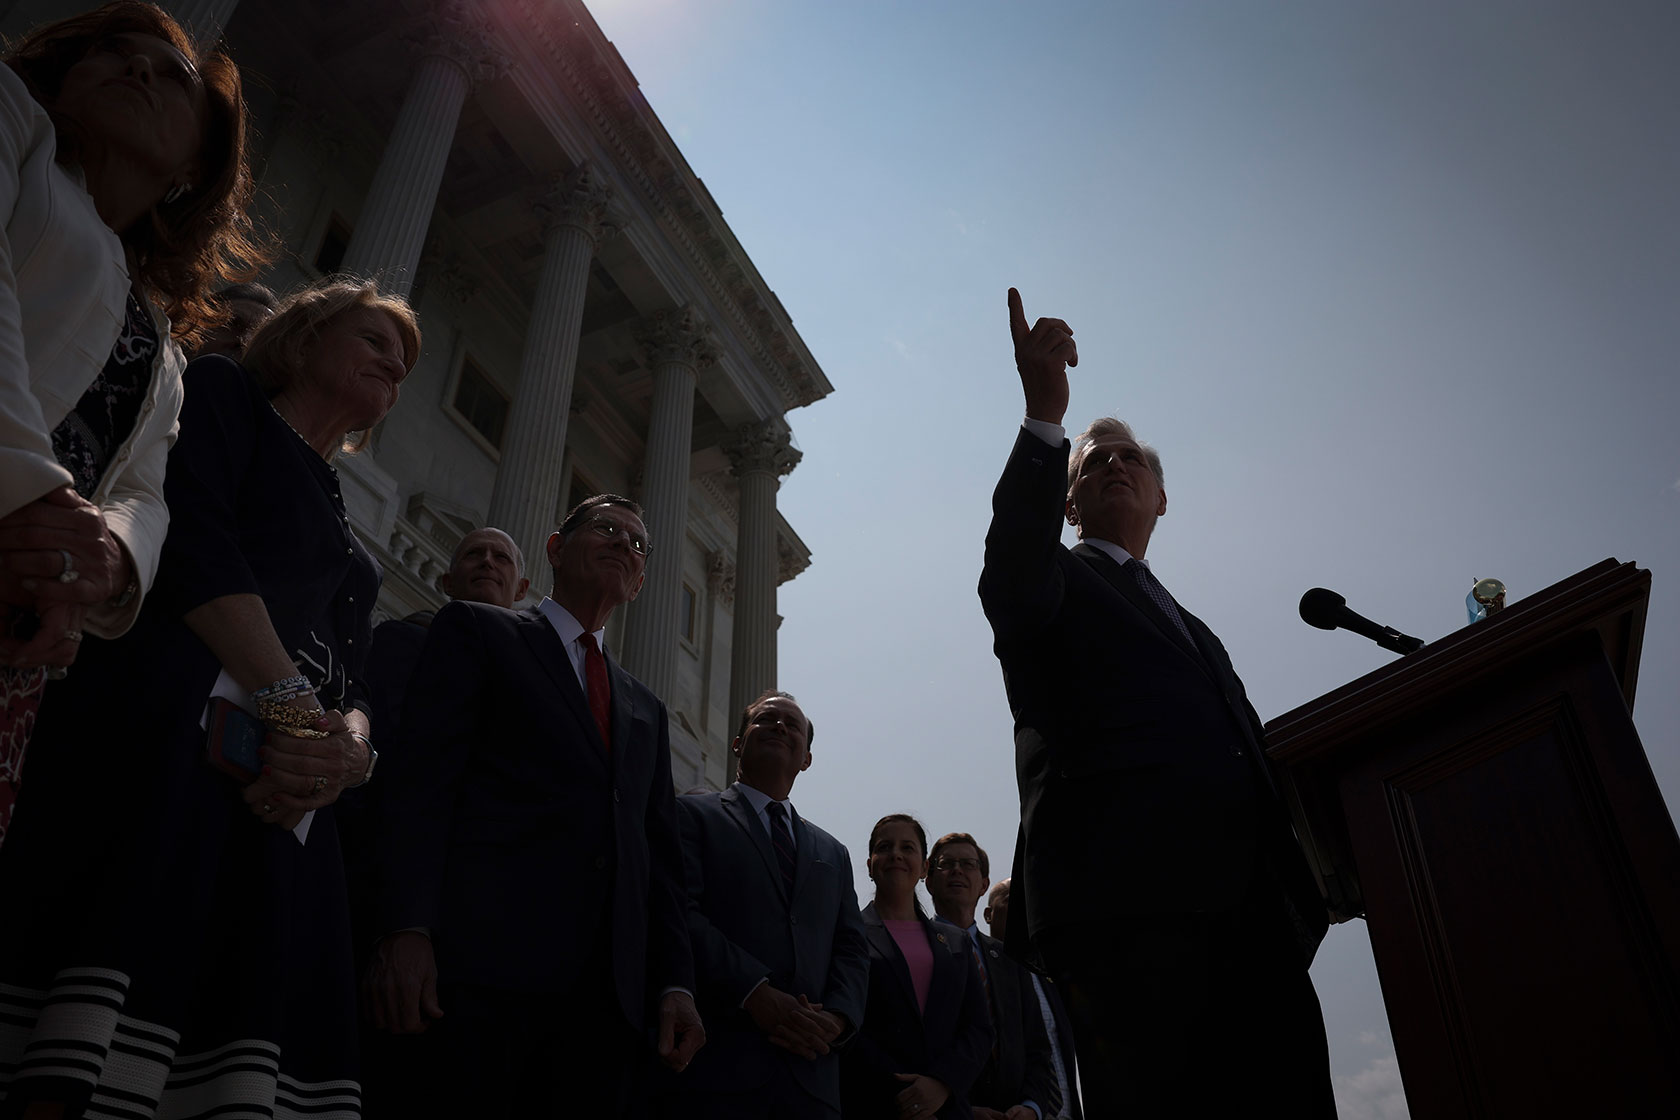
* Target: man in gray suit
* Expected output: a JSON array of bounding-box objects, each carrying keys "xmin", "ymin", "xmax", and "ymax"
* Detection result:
[{"xmin": 662, "ymin": 691, "xmax": 870, "ymax": 1118}]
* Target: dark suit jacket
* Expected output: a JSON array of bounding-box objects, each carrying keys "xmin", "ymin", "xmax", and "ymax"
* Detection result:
[
  {"xmin": 977, "ymin": 430, "xmax": 1326, "ymax": 958},
  {"xmin": 970, "ymin": 929, "xmax": 1059, "ymax": 1116},
  {"xmin": 672, "ymin": 785, "xmax": 870, "ymax": 1108},
  {"xmin": 363, "ymin": 611, "xmax": 434, "ymax": 736},
  {"xmin": 372, "ymin": 601, "xmax": 692, "ymax": 1028},
  {"xmin": 841, "ymin": 905, "xmax": 993, "ymax": 1119}
]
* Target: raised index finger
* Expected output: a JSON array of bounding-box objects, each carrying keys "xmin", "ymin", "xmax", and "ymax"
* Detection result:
[{"xmin": 1007, "ymin": 288, "xmax": 1029, "ymax": 346}]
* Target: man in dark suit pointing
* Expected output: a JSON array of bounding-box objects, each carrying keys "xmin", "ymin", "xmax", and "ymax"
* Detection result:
[
  {"xmin": 978, "ymin": 290, "xmax": 1334, "ymax": 1117},
  {"xmin": 366, "ymin": 494, "xmax": 704, "ymax": 1117},
  {"xmin": 662, "ymin": 691, "xmax": 869, "ymax": 1119}
]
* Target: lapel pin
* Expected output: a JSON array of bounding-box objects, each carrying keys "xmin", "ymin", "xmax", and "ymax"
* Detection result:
[{"xmin": 936, "ymin": 932, "xmax": 947, "ymax": 944}]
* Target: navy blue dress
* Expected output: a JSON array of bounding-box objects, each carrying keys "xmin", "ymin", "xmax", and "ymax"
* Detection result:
[{"xmin": 0, "ymin": 355, "xmax": 379, "ymax": 1119}]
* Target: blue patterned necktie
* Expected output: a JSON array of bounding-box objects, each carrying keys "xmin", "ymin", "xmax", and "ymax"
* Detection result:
[
  {"xmin": 1125, "ymin": 558, "xmax": 1196, "ymax": 647},
  {"xmin": 766, "ymin": 801, "xmax": 796, "ymax": 894}
]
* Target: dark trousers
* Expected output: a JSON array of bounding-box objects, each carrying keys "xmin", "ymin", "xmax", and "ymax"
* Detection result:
[
  {"xmin": 370, "ymin": 963, "xmax": 640, "ymax": 1119},
  {"xmin": 1039, "ymin": 882, "xmax": 1335, "ymax": 1120}
]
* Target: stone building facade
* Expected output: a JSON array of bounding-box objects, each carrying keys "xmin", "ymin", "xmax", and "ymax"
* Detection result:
[{"xmin": 0, "ymin": 0, "xmax": 831, "ymax": 790}]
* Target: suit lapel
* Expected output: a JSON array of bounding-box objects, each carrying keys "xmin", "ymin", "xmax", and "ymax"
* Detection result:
[
  {"xmin": 922, "ymin": 921, "xmax": 960, "ymax": 1037},
  {"xmin": 605, "ymin": 654, "xmax": 637, "ymax": 762},
  {"xmin": 862, "ymin": 903, "xmax": 919, "ymax": 1015},
  {"xmin": 722, "ymin": 786, "xmax": 786, "ymax": 903},
  {"xmin": 790, "ymin": 811, "xmax": 817, "ymax": 906},
  {"xmin": 1072, "ymin": 543, "xmax": 1213, "ymax": 681},
  {"xmin": 517, "ymin": 610, "xmax": 610, "ymax": 768}
]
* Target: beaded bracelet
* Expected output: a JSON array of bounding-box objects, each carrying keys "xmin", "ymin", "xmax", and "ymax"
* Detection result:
[{"xmin": 252, "ymin": 675, "xmax": 312, "ymax": 701}]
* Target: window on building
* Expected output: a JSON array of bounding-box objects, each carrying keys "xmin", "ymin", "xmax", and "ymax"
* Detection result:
[
  {"xmin": 451, "ymin": 358, "xmax": 509, "ymax": 449},
  {"xmin": 314, "ymin": 214, "xmax": 352, "ymax": 275},
  {"xmin": 680, "ymin": 583, "xmax": 697, "ymax": 643}
]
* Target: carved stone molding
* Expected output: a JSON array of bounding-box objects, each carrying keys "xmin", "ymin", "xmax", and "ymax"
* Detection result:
[
  {"xmin": 417, "ymin": 236, "xmax": 479, "ymax": 306},
  {"xmin": 274, "ymin": 86, "xmax": 348, "ymax": 166},
  {"xmin": 513, "ymin": 0, "xmax": 828, "ymax": 410},
  {"xmin": 635, "ymin": 305, "xmax": 719, "ymax": 370},
  {"xmin": 533, "ymin": 162, "xmax": 620, "ymax": 243},
  {"xmin": 723, "ymin": 419, "xmax": 801, "ymax": 479},
  {"xmin": 707, "ymin": 551, "xmax": 737, "ymax": 607},
  {"xmin": 777, "ymin": 540, "xmax": 810, "ymax": 586},
  {"xmin": 402, "ymin": 0, "xmax": 513, "ymax": 87}
]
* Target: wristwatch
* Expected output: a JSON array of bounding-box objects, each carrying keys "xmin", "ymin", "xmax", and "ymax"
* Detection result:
[{"xmin": 352, "ymin": 733, "xmax": 377, "ymax": 786}]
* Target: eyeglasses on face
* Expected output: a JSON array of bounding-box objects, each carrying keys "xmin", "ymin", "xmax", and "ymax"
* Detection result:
[
  {"xmin": 933, "ymin": 856, "xmax": 981, "ymax": 873},
  {"xmin": 581, "ymin": 516, "xmax": 651, "ymax": 557}
]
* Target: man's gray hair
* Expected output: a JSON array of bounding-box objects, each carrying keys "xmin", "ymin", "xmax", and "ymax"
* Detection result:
[
  {"xmin": 451, "ymin": 527, "xmax": 525, "ymax": 581},
  {"xmin": 1068, "ymin": 417, "xmax": 1165, "ymax": 493}
]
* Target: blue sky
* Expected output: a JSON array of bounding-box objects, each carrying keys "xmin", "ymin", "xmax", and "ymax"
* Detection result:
[{"xmin": 588, "ymin": 3, "xmax": 1680, "ymax": 1114}]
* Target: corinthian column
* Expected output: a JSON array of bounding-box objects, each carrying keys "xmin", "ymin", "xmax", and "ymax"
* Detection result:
[
  {"xmin": 485, "ymin": 165, "xmax": 618, "ymax": 596},
  {"xmin": 619, "ymin": 308, "xmax": 718, "ymax": 699},
  {"xmin": 339, "ymin": 1, "xmax": 509, "ymax": 297},
  {"xmin": 725, "ymin": 420, "xmax": 801, "ymax": 718},
  {"xmin": 167, "ymin": 0, "xmax": 240, "ymax": 42}
]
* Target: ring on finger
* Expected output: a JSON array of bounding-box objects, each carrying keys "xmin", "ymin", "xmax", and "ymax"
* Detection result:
[
  {"xmin": 63, "ymin": 629, "xmax": 83, "ymax": 643},
  {"xmin": 57, "ymin": 549, "xmax": 80, "ymax": 583},
  {"xmin": 261, "ymin": 802, "xmax": 277, "ymax": 815},
  {"xmin": 313, "ymin": 775, "xmax": 327, "ymax": 794}
]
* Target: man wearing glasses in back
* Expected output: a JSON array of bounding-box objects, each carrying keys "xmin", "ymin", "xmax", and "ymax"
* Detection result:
[{"xmin": 366, "ymin": 495, "xmax": 705, "ymax": 1117}]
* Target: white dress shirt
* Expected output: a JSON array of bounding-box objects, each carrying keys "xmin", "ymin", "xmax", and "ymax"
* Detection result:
[
  {"xmin": 537, "ymin": 597, "xmax": 609, "ymax": 691},
  {"xmin": 734, "ymin": 780, "xmax": 797, "ymax": 853}
]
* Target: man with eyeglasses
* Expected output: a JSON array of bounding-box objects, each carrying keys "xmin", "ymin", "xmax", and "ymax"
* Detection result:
[
  {"xmin": 925, "ymin": 833, "xmax": 1059, "ymax": 1120},
  {"xmin": 979, "ymin": 290, "xmax": 1333, "ymax": 1117},
  {"xmin": 658, "ymin": 690, "xmax": 869, "ymax": 1119},
  {"xmin": 366, "ymin": 494, "xmax": 704, "ymax": 1117}
]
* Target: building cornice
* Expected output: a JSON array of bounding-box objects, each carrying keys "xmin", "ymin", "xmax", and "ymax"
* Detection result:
[{"xmin": 506, "ymin": 0, "xmax": 834, "ymax": 416}]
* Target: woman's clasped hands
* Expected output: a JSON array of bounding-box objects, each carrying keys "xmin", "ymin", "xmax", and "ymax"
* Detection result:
[{"xmin": 242, "ymin": 708, "xmax": 369, "ymax": 829}]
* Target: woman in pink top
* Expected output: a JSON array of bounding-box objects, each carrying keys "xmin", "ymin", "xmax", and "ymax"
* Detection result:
[{"xmin": 842, "ymin": 813, "xmax": 992, "ymax": 1119}]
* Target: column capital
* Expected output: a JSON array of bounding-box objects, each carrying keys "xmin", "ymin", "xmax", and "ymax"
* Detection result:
[
  {"xmin": 707, "ymin": 551, "xmax": 737, "ymax": 606},
  {"xmin": 636, "ymin": 305, "xmax": 719, "ymax": 370},
  {"xmin": 724, "ymin": 419, "xmax": 801, "ymax": 478},
  {"xmin": 418, "ymin": 234, "xmax": 479, "ymax": 306},
  {"xmin": 401, "ymin": 0, "xmax": 513, "ymax": 87},
  {"xmin": 534, "ymin": 162, "xmax": 621, "ymax": 242}
]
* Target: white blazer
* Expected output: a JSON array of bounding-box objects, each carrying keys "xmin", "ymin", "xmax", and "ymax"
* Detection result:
[{"xmin": 0, "ymin": 62, "xmax": 186, "ymax": 637}]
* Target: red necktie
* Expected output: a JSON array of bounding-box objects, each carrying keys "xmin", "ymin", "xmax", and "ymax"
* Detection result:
[{"xmin": 578, "ymin": 632, "xmax": 612, "ymax": 751}]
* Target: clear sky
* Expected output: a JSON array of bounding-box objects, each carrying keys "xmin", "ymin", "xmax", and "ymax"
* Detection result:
[{"xmin": 588, "ymin": 2, "xmax": 1679, "ymax": 1116}]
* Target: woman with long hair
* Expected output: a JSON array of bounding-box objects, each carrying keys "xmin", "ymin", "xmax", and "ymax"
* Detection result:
[
  {"xmin": 0, "ymin": 0, "xmax": 263, "ymax": 844},
  {"xmin": 842, "ymin": 813, "xmax": 993, "ymax": 1119}
]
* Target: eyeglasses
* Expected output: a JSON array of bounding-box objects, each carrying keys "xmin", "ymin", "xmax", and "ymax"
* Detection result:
[
  {"xmin": 581, "ymin": 516, "xmax": 650, "ymax": 557},
  {"xmin": 933, "ymin": 857, "xmax": 981, "ymax": 873}
]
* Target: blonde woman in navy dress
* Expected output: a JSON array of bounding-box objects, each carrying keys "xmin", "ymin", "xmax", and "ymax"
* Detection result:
[{"xmin": 0, "ymin": 279, "xmax": 420, "ymax": 1119}]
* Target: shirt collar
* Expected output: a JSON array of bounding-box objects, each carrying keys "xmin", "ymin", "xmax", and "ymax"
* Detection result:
[
  {"xmin": 1079, "ymin": 536, "xmax": 1147, "ymax": 571},
  {"xmin": 734, "ymin": 780, "xmax": 794, "ymax": 821},
  {"xmin": 537, "ymin": 597, "xmax": 606, "ymax": 652}
]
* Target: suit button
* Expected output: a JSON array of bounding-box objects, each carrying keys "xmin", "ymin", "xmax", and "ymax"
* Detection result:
[
  {"xmin": 594, "ymin": 855, "xmax": 607, "ymax": 871},
  {"xmin": 790, "ymin": 917, "xmax": 798, "ymax": 926},
  {"xmin": 613, "ymin": 787, "xmax": 620, "ymax": 803}
]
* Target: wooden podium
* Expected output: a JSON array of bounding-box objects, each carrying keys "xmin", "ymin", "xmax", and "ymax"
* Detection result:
[{"xmin": 1265, "ymin": 559, "xmax": 1680, "ymax": 1118}]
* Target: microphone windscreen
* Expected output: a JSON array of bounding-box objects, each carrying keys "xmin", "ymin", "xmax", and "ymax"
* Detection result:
[{"xmin": 1299, "ymin": 587, "xmax": 1347, "ymax": 630}]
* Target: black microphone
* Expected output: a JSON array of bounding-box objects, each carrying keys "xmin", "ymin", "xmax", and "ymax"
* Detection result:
[{"xmin": 1299, "ymin": 588, "xmax": 1425, "ymax": 655}]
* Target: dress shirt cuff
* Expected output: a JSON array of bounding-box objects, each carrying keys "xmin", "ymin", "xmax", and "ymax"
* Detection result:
[
  {"xmin": 740, "ymin": 976, "xmax": 770, "ymax": 1009},
  {"xmin": 1023, "ymin": 1102, "xmax": 1042, "ymax": 1120},
  {"xmin": 660, "ymin": 986, "xmax": 694, "ymax": 1002},
  {"xmin": 1021, "ymin": 417, "xmax": 1066, "ymax": 447}
]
